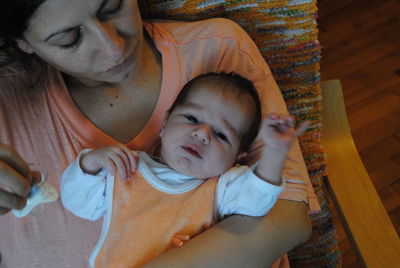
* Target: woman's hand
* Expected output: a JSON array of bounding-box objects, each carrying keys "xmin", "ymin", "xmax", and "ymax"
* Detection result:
[
  {"xmin": 0, "ymin": 143, "xmax": 33, "ymax": 214},
  {"xmin": 80, "ymin": 144, "xmax": 138, "ymax": 180}
]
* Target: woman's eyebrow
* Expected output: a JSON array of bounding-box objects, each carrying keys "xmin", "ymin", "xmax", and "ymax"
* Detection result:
[
  {"xmin": 45, "ymin": 0, "xmax": 109, "ymax": 42},
  {"xmin": 45, "ymin": 27, "xmax": 76, "ymax": 42}
]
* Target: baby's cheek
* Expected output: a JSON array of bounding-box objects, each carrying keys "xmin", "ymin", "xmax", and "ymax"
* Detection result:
[{"xmin": 216, "ymin": 150, "xmax": 236, "ymax": 169}]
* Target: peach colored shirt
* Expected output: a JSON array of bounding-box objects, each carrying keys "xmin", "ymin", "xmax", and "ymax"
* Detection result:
[
  {"xmin": 0, "ymin": 18, "xmax": 319, "ymax": 267},
  {"xmin": 95, "ymin": 170, "xmax": 218, "ymax": 268}
]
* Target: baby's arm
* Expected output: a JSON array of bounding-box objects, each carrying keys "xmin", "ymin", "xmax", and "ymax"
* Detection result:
[
  {"xmin": 216, "ymin": 166, "xmax": 285, "ymax": 219},
  {"xmin": 61, "ymin": 145, "xmax": 138, "ymax": 220},
  {"xmin": 216, "ymin": 114, "xmax": 308, "ymax": 219},
  {"xmin": 255, "ymin": 114, "xmax": 309, "ymax": 186}
]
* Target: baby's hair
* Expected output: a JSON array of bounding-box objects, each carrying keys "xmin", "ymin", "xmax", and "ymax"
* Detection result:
[{"xmin": 169, "ymin": 72, "xmax": 262, "ymax": 152}]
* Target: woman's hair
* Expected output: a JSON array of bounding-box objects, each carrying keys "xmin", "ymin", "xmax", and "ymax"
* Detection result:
[
  {"xmin": 0, "ymin": 0, "xmax": 47, "ymax": 42},
  {"xmin": 169, "ymin": 72, "xmax": 262, "ymax": 153},
  {"xmin": 0, "ymin": 0, "xmax": 48, "ymax": 91}
]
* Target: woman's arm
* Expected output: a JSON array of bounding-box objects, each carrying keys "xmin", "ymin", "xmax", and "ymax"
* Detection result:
[{"xmin": 142, "ymin": 200, "xmax": 311, "ymax": 267}]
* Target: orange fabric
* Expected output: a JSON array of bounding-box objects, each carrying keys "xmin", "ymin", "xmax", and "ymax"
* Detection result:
[{"xmin": 95, "ymin": 173, "xmax": 217, "ymax": 268}]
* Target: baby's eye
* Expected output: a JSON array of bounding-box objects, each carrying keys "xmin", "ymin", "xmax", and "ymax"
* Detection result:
[
  {"xmin": 184, "ymin": 115, "xmax": 198, "ymax": 123},
  {"xmin": 216, "ymin": 131, "xmax": 229, "ymax": 143}
]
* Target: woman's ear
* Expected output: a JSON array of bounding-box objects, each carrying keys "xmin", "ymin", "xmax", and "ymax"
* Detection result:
[{"xmin": 16, "ymin": 39, "xmax": 34, "ymax": 54}]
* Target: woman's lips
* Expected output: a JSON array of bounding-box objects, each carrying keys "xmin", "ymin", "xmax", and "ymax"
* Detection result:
[
  {"xmin": 106, "ymin": 57, "xmax": 133, "ymax": 74},
  {"xmin": 181, "ymin": 145, "xmax": 202, "ymax": 159}
]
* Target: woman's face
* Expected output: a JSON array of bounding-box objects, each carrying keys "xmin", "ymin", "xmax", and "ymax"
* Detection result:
[{"xmin": 19, "ymin": 0, "xmax": 143, "ymax": 85}]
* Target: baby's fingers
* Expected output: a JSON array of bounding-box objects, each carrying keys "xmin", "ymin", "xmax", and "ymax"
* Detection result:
[
  {"xmin": 101, "ymin": 158, "xmax": 117, "ymax": 177},
  {"xmin": 284, "ymin": 116, "xmax": 295, "ymax": 128},
  {"xmin": 109, "ymin": 145, "xmax": 133, "ymax": 179},
  {"xmin": 119, "ymin": 146, "xmax": 138, "ymax": 174},
  {"xmin": 295, "ymin": 121, "xmax": 310, "ymax": 137},
  {"xmin": 266, "ymin": 114, "xmax": 295, "ymax": 131},
  {"xmin": 266, "ymin": 113, "xmax": 282, "ymax": 126},
  {"xmin": 108, "ymin": 154, "xmax": 128, "ymax": 180}
]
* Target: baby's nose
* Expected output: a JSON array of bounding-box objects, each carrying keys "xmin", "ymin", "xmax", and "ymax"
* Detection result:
[{"xmin": 191, "ymin": 127, "xmax": 210, "ymax": 144}]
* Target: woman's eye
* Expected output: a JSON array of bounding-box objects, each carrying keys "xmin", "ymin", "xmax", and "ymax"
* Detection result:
[
  {"xmin": 185, "ymin": 115, "xmax": 198, "ymax": 123},
  {"xmin": 99, "ymin": 0, "xmax": 123, "ymax": 17},
  {"xmin": 59, "ymin": 30, "xmax": 82, "ymax": 50}
]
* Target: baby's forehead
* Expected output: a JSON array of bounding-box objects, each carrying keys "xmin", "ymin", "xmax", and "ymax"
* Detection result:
[
  {"xmin": 186, "ymin": 82, "xmax": 254, "ymax": 108},
  {"xmin": 186, "ymin": 79, "xmax": 240, "ymax": 100}
]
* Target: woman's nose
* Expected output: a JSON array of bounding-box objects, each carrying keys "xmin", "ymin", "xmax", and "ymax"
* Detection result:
[
  {"xmin": 95, "ymin": 21, "xmax": 125, "ymax": 62},
  {"xmin": 191, "ymin": 126, "xmax": 210, "ymax": 144}
]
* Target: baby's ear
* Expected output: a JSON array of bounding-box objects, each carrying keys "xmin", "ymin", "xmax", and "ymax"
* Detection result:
[
  {"xmin": 236, "ymin": 151, "xmax": 248, "ymax": 163},
  {"xmin": 16, "ymin": 39, "xmax": 34, "ymax": 54},
  {"xmin": 159, "ymin": 110, "xmax": 170, "ymax": 137}
]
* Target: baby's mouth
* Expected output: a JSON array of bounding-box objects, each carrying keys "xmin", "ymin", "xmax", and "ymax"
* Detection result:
[{"xmin": 181, "ymin": 145, "xmax": 202, "ymax": 159}]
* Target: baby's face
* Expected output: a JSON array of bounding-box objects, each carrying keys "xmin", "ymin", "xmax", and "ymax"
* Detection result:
[{"xmin": 160, "ymin": 84, "xmax": 253, "ymax": 178}]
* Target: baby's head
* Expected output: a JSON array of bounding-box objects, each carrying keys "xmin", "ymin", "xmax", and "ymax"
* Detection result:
[{"xmin": 160, "ymin": 72, "xmax": 262, "ymax": 179}]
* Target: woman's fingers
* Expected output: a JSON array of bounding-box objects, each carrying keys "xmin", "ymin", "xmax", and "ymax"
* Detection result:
[
  {"xmin": 0, "ymin": 188, "xmax": 26, "ymax": 211},
  {"xmin": 0, "ymin": 206, "xmax": 12, "ymax": 215},
  {"xmin": 0, "ymin": 143, "xmax": 35, "ymax": 213},
  {"xmin": 0, "ymin": 160, "xmax": 31, "ymax": 197},
  {"xmin": 0, "ymin": 143, "xmax": 32, "ymax": 184}
]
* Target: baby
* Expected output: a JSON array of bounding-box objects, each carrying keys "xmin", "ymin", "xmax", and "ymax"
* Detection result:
[{"xmin": 61, "ymin": 72, "xmax": 308, "ymax": 268}]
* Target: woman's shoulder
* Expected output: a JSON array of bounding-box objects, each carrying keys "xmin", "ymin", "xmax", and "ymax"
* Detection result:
[
  {"xmin": 0, "ymin": 61, "xmax": 27, "ymax": 77},
  {"xmin": 0, "ymin": 61, "xmax": 50, "ymax": 100},
  {"xmin": 151, "ymin": 18, "xmax": 249, "ymax": 43},
  {"xmin": 0, "ymin": 62, "xmax": 28, "ymax": 97}
]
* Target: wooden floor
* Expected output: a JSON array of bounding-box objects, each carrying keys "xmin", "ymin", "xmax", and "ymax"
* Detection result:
[{"xmin": 318, "ymin": 0, "xmax": 400, "ymax": 266}]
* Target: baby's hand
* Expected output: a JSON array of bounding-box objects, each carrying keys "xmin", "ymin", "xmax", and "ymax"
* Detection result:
[
  {"xmin": 261, "ymin": 113, "xmax": 309, "ymax": 153},
  {"xmin": 80, "ymin": 144, "xmax": 138, "ymax": 180}
]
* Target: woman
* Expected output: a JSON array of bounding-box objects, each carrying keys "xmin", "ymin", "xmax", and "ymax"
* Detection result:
[{"xmin": 0, "ymin": 0, "xmax": 318, "ymax": 267}]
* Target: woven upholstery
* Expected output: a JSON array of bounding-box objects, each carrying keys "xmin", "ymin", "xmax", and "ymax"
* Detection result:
[{"xmin": 146, "ymin": 0, "xmax": 340, "ymax": 267}]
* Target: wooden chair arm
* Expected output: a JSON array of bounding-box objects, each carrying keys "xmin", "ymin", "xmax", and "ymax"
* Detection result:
[{"xmin": 320, "ymin": 80, "xmax": 400, "ymax": 267}]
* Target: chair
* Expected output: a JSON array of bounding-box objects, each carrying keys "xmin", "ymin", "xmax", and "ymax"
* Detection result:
[
  {"xmin": 147, "ymin": 0, "xmax": 400, "ymax": 266},
  {"xmin": 321, "ymin": 80, "xmax": 400, "ymax": 267}
]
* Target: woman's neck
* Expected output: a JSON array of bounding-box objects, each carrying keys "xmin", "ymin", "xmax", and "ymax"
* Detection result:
[{"xmin": 63, "ymin": 31, "xmax": 163, "ymax": 143}]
